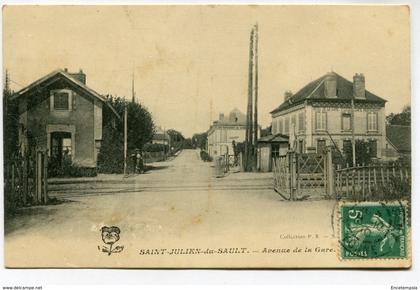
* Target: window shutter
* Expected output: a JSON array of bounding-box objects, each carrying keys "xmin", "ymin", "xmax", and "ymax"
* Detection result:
[
  {"xmin": 50, "ymin": 93, "xmax": 54, "ymax": 111},
  {"xmin": 72, "ymin": 92, "xmax": 76, "ymax": 110},
  {"xmin": 366, "ymin": 112, "xmax": 369, "ymax": 132}
]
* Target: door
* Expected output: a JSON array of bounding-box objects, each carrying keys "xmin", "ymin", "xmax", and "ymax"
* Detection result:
[{"xmin": 50, "ymin": 132, "xmax": 72, "ymax": 167}]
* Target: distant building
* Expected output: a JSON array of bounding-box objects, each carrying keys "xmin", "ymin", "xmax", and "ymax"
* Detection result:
[
  {"xmin": 151, "ymin": 127, "xmax": 170, "ymax": 146},
  {"xmin": 384, "ymin": 125, "xmax": 411, "ymax": 161},
  {"xmin": 11, "ymin": 68, "xmax": 119, "ymax": 168},
  {"xmin": 207, "ymin": 108, "xmax": 247, "ymax": 157},
  {"xmin": 270, "ymin": 72, "xmax": 387, "ymax": 159}
]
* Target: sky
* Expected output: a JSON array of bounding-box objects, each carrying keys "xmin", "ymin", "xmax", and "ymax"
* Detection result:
[{"xmin": 3, "ymin": 5, "xmax": 410, "ymax": 137}]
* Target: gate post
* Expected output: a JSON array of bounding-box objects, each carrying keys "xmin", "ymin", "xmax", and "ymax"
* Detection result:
[
  {"xmin": 36, "ymin": 151, "xmax": 43, "ymax": 204},
  {"xmin": 23, "ymin": 152, "xmax": 28, "ymax": 205},
  {"xmin": 43, "ymin": 151, "xmax": 48, "ymax": 204},
  {"xmin": 289, "ymin": 151, "xmax": 297, "ymax": 201},
  {"xmin": 326, "ymin": 146, "xmax": 335, "ymax": 198}
]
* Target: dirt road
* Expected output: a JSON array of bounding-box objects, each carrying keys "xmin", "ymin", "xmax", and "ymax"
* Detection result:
[{"xmin": 5, "ymin": 149, "xmax": 337, "ymax": 268}]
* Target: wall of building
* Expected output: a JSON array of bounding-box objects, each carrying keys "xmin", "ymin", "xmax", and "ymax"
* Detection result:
[
  {"xmin": 207, "ymin": 126, "xmax": 246, "ymax": 157},
  {"xmin": 270, "ymin": 102, "xmax": 386, "ymax": 158},
  {"xmin": 19, "ymin": 83, "xmax": 98, "ymax": 167},
  {"xmin": 309, "ymin": 105, "xmax": 385, "ymax": 157}
]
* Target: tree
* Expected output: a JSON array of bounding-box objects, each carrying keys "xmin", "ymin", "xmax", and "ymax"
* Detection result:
[
  {"xmin": 387, "ymin": 105, "xmax": 411, "ymax": 126},
  {"xmin": 182, "ymin": 138, "xmax": 193, "ymax": 149},
  {"xmin": 342, "ymin": 140, "xmax": 375, "ymax": 167},
  {"xmin": 3, "ymin": 71, "xmax": 19, "ymax": 167},
  {"xmin": 97, "ymin": 96, "xmax": 155, "ymax": 173},
  {"xmin": 167, "ymin": 129, "xmax": 185, "ymax": 143},
  {"xmin": 191, "ymin": 132, "xmax": 207, "ymax": 150}
]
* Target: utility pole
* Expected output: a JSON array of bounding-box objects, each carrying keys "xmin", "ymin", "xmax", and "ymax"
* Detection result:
[
  {"xmin": 351, "ymin": 97, "xmax": 356, "ymax": 166},
  {"xmin": 124, "ymin": 103, "xmax": 128, "ymax": 175},
  {"xmin": 245, "ymin": 27, "xmax": 255, "ymax": 172},
  {"xmin": 131, "ymin": 70, "xmax": 135, "ymax": 103},
  {"xmin": 252, "ymin": 24, "xmax": 259, "ymax": 171}
]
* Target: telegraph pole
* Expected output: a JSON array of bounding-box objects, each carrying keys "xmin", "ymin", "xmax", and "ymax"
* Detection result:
[
  {"xmin": 131, "ymin": 70, "xmax": 135, "ymax": 103},
  {"xmin": 252, "ymin": 24, "xmax": 259, "ymax": 171},
  {"xmin": 123, "ymin": 103, "xmax": 128, "ymax": 175},
  {"xmin": 245, "ymin": 27, "xmax": 255, "ymax": 172}
]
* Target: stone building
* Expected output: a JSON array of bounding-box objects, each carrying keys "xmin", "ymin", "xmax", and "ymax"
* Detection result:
[
  {"xmin": 270, "ymin": 72, "xmax": 387, "ymax": 159},
  {"xmin": 207, "ymin": 108, "xmax": 247, "ymax": 157},
  {"xmin": 11, "ymin": 68, "xmax": 119, "ymax": 168}
]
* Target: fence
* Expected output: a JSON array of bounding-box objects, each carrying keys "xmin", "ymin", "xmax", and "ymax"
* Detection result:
[
  {"xmin": 335, "ymin": 163, "xmax": 411, "ymax": 200},
  {"xmin": 273, "ymin": 148, "xmax": 335, "ymax": 200},
  {"xmin": 143, "ymin": 151, "xmax": 167, "ymax": 163},
  {"xmin": 274, "ymin": 146, "xmax": 411, "ymax": 201},
  {"xmin": 272, "ymin": 154, "xmax": 292, "ymax": 199},
  {"xmin": 4, "ymin": 150, "xmax": 49, "ymax": 210}
]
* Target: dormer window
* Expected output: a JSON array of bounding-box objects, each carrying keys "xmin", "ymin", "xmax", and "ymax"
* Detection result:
[{"xmin": 50, "ymin": 89, "xmax": 72, "ymax": 111}]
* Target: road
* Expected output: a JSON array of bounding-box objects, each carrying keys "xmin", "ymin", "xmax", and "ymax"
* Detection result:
[{"xmin": 5, "ymin": 149, "xmax": 337, "ymax": 268}]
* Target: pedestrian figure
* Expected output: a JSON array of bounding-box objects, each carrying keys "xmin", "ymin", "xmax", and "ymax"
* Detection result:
[
  {"xmin": 130, "ymin": 152, "xmax": 137, "ymax": 173},
  {"xmin": 136, "ymin": 150, "xmax": 144, "ymax": 174}
]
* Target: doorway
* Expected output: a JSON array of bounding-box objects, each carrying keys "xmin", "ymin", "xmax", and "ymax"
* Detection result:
[{"xmin": 50, "ymin": 131, "xmax": 72, "ymax": 167}]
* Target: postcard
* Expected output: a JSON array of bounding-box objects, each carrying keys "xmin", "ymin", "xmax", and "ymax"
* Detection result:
[{"xmin": 3, "ymin": 5, "xmax": 411, "ymax": 268}]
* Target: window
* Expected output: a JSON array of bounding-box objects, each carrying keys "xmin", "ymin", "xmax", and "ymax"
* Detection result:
[
  {"xmin": 272, "ymin": 120, "xmax": 278, "ymax": 134},
  {"xmin": 342, "ymin": 113, "xmax": 352, "ymax": 131},
  {"xmin": 221, "ymin": 129, "xmax": 227, "ymax": 143},
  {"xmin": 298, "ymin": 112, "xmax": 305, "ymax": 132},
  {"xmin": 315, "ymin": 111, "xmax": 327, "ymax": 130},
  {"xmin": 291, "ymin": 115, "xmax": 297, "ymax": 129},
  {"xmin": 279, "ymin": 119, "xmax": 283, "ymax": 134},
  {"xmin": 53, "ymin": 91, "xmax": 70, "ymax": 110},
  {"xmin": 368, "ymin": 140, "xmax": 377, "ymax": 157},
  {"xmin": 298, "ymin": 140, "xmax": 304, "ymax": 153},
  {"xmin": 272, "ymin": 144, "xmax": 280, "ymax": 158},
  {"xmin": 367, "ymin": 112, "xmax": 378, "ymax": 131},
  {"xmin": 317, "ymin": 139, "xmax": 326, "ymax": 154},
  {"xmin": 343, "ymin": 140, "xmax": 352, "ymax": 153},
  {"xmin": 284, "ymin": 117, "xmax": 290, "ymax": 135}
]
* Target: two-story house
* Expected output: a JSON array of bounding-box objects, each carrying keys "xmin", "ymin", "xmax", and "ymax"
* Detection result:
[
  {"xmin": 11, "ymin": 68, "xmax": 119, "ymax": 168},
  {"xmin": 151, "ymin": 126, "xmax": 170, "ymax": 146},
  {"xmin": 207, "ymin": 108, "xmax": 247, "ymax": 157},
  {"xmin": 270, "ymin": 72, "xmax": 387, "ymax": 160}
]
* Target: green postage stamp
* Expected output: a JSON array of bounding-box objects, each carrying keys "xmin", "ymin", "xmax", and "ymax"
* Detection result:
[{"xmin": 340, "ymin": 202, "xmax": 408, "ymax": 259}]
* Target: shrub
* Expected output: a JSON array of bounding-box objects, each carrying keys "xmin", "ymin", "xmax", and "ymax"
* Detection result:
[
  {"xmin": 48, "ymin": 158, "xmax": 97, "ymax": 177},
  {"xmin": 200, "ymin": 150, "xmax": 213, "ymax": 162},
  {"xmin": 143, "ymin": 143, "xmax": 169, "ymax": 153}
]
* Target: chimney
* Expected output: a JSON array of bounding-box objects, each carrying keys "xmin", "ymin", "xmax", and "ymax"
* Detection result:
[
  {"xmin": 353, "ymin": 73, "xmax": 366, "ymax": 99},
  {"xmin": 219, "ymin": 113, "xmax": 225, "ymax": 121},
  {"xmin": 324, "ymin": 72, "xmax": 337, "ymax": 98},
  {"xmin": 284, "ymin": 90, "xmax": 293, "ymax": 102},
  {"xmin": 68, "ymin": 69, "xmax": 86, "ymax": 85}
]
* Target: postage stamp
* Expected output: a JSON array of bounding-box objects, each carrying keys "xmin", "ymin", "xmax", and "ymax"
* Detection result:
[{"xmin": 340, "ymin": 201, "xmax": 408, "ymax": 260}]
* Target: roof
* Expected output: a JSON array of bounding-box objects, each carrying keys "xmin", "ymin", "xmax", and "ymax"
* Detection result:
[
  {"xmin": 11, "ymin": 69, "xmax": 119, "ymax": 118},
  {"xmin": 386, "ymin": 125, "xmax": 411, "ymax": 153},
  {"xmin": 258, "ymin": 133, "xmax": 289, "ymax": 143},
  {"xmin": 212, "ymin": 108, "xmax": 247, "ymax": 126},
  {"xmin": 153, "ymin": 133, "xmax": 170, "ymax": 141},
  {"xmin": 270, "ymin": 72, "xmax": 387, "ymax": 114}
]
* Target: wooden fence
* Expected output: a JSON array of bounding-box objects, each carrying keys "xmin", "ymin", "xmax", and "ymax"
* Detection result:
[
  {"xmin": 273, "ymin": 147, "xmax": 335, "ymax": 201},
  {"xmin": 4, "ymin": 150, "xmax": 49, "ymax": 209},
  {"xmin": 272, "ymin": 154, "xmax": 292, "ymax": 200},
  {"xmin": 335, "ymin": 163, "xmax": 411, "ymax": 200}
]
